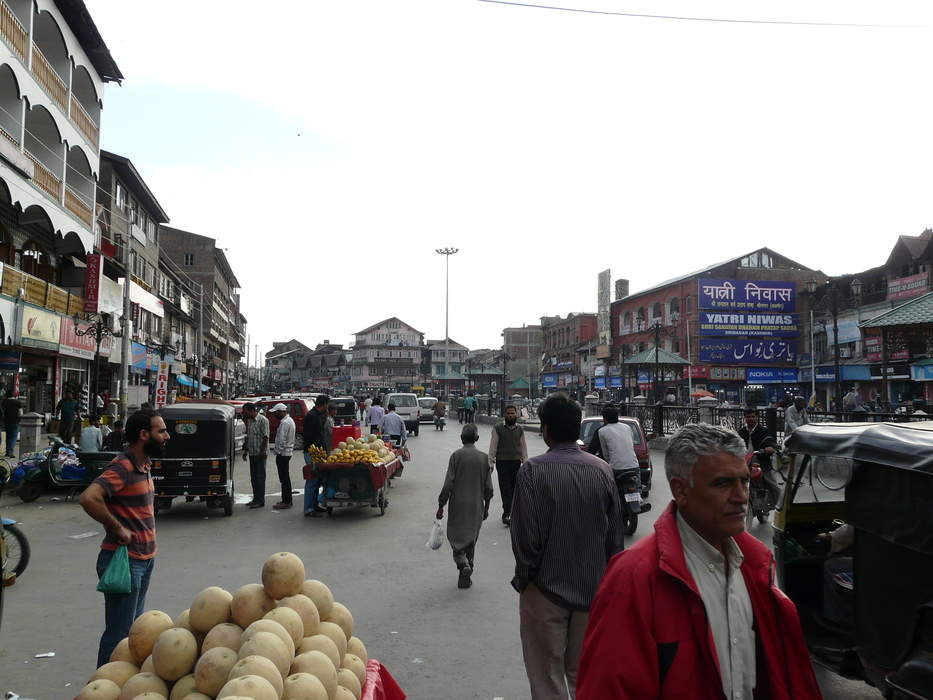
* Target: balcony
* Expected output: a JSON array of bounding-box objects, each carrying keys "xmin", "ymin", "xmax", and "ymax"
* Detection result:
[
  {"xmin": 69, "ymin": 95, "xmax": 98, "ymax": 148},
  {"xmin": 25, "ymin": 150, "xmax": 61, "ymax": 200},
  {"xmin": 1, "ymin": 264, "xmax": 85, "ymax": 314},
  {"xmin": 31, "ymin": 44, "xmax": 67, "ymax": 112},
  {"xmin": 65, "ymin": 185, "xmax": 91, "ymax": 226},
  {"xmin": 0, "ymin": 1, "xmax": 26, "ymax": 62}
]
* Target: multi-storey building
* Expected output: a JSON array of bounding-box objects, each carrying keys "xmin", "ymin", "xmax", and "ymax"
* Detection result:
[
  {"xmin": 424, "ymin": 337, "xmax": 468, "ymax": 393},
  {"xmin": 264, "ymin": 339, "xmax": 313, "ymax": 392},
  {"xmin": 160, "ymin": 226, "xmax": 245, "ymax": 398},
  {"xmin": 502, "ymin": 324, "xmax": 542, "ymax": 396},
  {"xmin": 349, "ymin": 317, "xmax": 423, "ymax": 392},
  {"xmin": 540, "ymin": 313, "xmax": 597, "ymax": 396}
]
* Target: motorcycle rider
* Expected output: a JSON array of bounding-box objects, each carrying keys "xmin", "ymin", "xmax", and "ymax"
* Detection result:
[
  {"xmin": 739, "ymin": 408, "xmax": 781, "ymax": 509},
  {"xmin": 587, "ymin": 404, "xmax": 638, "ymax": 473}
]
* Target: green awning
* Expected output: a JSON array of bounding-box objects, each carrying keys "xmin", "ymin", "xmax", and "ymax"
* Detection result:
[
  {"xmin": 860, "ymin": 292, "xmax": 933, "ymax": 328},
  {"xmin": 622, "ymin": 346, "xmax": 690, "ymax": 365},
  {"xmin": 508, "ymin": 378, "xmax": 530, "ymax": 389}
]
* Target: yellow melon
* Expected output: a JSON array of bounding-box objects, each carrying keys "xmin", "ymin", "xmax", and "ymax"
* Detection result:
[
  {"xmin": 347, "ymin": 637, "xmax": 368, "ymax": 665},
  {"xmin": 173, "ymin": 610, "xmax": 194, "ymax": 633},
  {"xmin": 109, "ymin": 638, "xmax": 135, "ymax": 664},
  {"xmin": 179, "ymin": 694, "xmax": 211, "ymax": 700},
  {"xmin": 202, "ymin": 622, "xmax": 244, "ymax": 654},
  {"xmin": 263, "ymin": 607, "xmax": 304, "ymax": 646},
  {"xmin": 300, "ymin": 580, "xmax": 333, "ymax": 619},
  {"xmin": 140, "ymin": 656, "xmax": 154, "ymax": 674},
  {"xmin": 227, "ymin": 655, "xmax": 284, "ymax": 697},
  {"xmin": 296, "ymin": 634, "xmax": 340, "ymax": 669},
  {"xmin": 128, "ymin": 694, "xmax": 166, "ymax": 700},
  {"xmin": 215, "ymin": 674, "xmax": 278, "ymax": 700},
  {"xmin": 325, "ymin": 603, "xmax": 354, "ymax": 640},
  {"xmin": 341, "ymin": 653, "xmax": 366, "ymax": 686},
  {"xmin": 289, "ymin": 651, "xmax": 337, "ymax": 699},
  {"xmin": 231, "ymin": 584, "xmax": 276, "ymax": 628},
  {"xmin": 278, "ymin": 594, "xmax": 320, "ymax": 638},
  {"xmin": 129, "ymin": 611, "xmax": 174, "ymax": 664},
  {"xmin": 237, "ymin": 630, "xmax": 291, "ymax": 678},
  {"xmin": 193, "ymin": 646, "xmax": 239, "ymax": 697},
  {"xmin": 318, "ymin": 621, "xmax": 348, "ymax": 658},
  {"xmin": 189, "ymin": 586, "xmax": 233, "ymax": 632},
  {"xmin": 337, "ymin": 668, "xmax": 361, "ymax": 700},
  {"xmin": 90, "ymin": 661, "xmax": 140, "ymax": 688},
  {"xmin": 151, "ymin": 628, "xmax": 198, "ymax": 681},
  {"xmin": 282, "ymin": 673, "xmax": 328, "ymax": 700},
  {"xmin": 76, "ymin": 679, "xmax": 121, "ymax": 700},
  {"xmin": 241, "ymin": 619, "xmax": 295, "ymax": 658},
  {"xmin": 168, "ymin": 674, "xmax": 197, "ymax": 700},
  {"xmin": 335, "ymin": 687, "xmax": 355, "ymax": 700},
  {"xmin": 118, "ymin": 672, "xmax": 168, "ymax": 700},
  {"xmin": 261, "ymin": 552, "xmax": 305, "ymax": 599}
]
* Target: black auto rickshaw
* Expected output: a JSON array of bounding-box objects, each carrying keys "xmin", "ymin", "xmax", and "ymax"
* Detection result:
[
  {"xmin": 329, "ymin": 396, "xmax": 358, "ymax": 426},
  {"xmin": 153, "ymin": 402, "xmax": 236, "ymax": 516},
  {"xmin": 779, "ymin": 421, "xmax": 933, "ymax": 698}
]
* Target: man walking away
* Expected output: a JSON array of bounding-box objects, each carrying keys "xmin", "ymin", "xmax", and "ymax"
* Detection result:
[
  {"xmin": 463, "ymin": 392, "xmax": 477, "ymax": 423},
  {"xmin": 80, "ymin": 415, "xmax": 104, "ymax": 452},
  {"xmin": 510, "ymin": 392, "xmax": 623, "ymax": 700},
  {"xmin": 79, "ymin": 409, "xmax": 169, "ymax": 667},
  {"xmin": 436, "ymin": 424, "xmax": 493, "ymax": 588},
  {"xmin": 576, "ymin": 423, "xmax": 821, "ymax": 699},
  {"xmin": 367, "ymin": 397, "xmax": 385, "ymax": 435},
  {"xmin": 242, "ymin": 404, "xmax": 269, "ymax": 508},
  {"xmin": 57, "ymin": 392, "xmax": 79, "ymax": 441},
  {"xmin": 105, "ymin": 420, "xmax": 125, "ymax": 451},
  {"xmin": 488, "ymin": 405, "xmax": 528, "ymax": 526},
  {"xmin": 785, "ymin": 396, "xmax": 810, "ymax": 436},
  {"xmin": 2, "ymin": 389, "xmax": 22, "ymax": 457},
  {"xmin": 271, "ymin": 403, "xmax": 295, "ymax": 509},
  {"xmin": 302, "ymin": 395, "xmax": 331, "ymax": 517},
  {"xmin": 381, "ymin": 403, "xmax": 406, "ymax": 446},
  {"xmin": 587, "ymin": 404, "xmax": 638, "ymax": 473}
]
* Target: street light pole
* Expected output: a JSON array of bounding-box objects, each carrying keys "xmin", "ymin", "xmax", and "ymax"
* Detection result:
[
  {"xmin": 436, "ymin": 248, "xmax": 459, "ymax": 399},
  {"xmin": 73, "ymin": 314, "xmax": 118, "ymax": 416},
  {"xmin": 653, "ymin": 321, "xmax": 661, "ymax": 404}
]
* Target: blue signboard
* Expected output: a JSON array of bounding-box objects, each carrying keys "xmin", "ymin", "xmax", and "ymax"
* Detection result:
[
  {"xmin": 0, "ymin": 350, "xmax": 20, "ymax": 371},
  {"xmin": 610, "ymin": 375, "xmax": 623, "ymax": 388},
  {"xmin": 746, "ymin": 368, "xmax": 799, "ymax": 384},
  {"xmin": 542, "ymin": 373, "xmax": 558, "ymax": 388},
  {"xmin": 637, "ymin": 370, "xmax": 651, "ymax": 384},
  {"xmin": 699, "ymin": 340, "xmax": 797, "ymax": 364},
  {"xmin": 699, "ymin": 278, "xmax": 796, "ymax": 312},
  {"xmin": 699, "ymin": 312, "xmax": 798, "ymax": 338},
  {"xmin": 912, "ymin": 364, "xmax": 933, "ymax": 381},
  {"xmin": 799, "ymin": 367, "xmax": 836, "ymax": 382},
  {"xmin": 594, "ymin": 376, "xmax": 606, "ymax": 389}
]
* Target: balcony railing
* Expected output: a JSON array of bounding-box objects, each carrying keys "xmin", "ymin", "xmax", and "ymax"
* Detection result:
[
  {"xmin": 64, "ymin": 185, "xmax": 92, "ymax": 226},
  {"xmin": 31, "ymin": 45, "xmax": 68, "ymax": 111},
  {"xmin": 25, "ymin": 150, "xmax": 62, "ymax": 200},
  {"xmin": 1, "ymin": 265, "xmax": 85, "ymax": 314},
  {"xmin": 69, "ymin": 95, "xmax": 99, "ymax": 149},
  {"xmin": 0, "ymin": 124, "xmax": 18, "ymax": 146},
  {"xmin": 0, "ymin": 1, "xmax": 27, "ymax": 62}
]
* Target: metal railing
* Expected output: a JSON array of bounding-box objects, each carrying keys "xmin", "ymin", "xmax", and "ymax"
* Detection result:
[
  {"xmin": 69, "ymin": 94, "xmax": 99, "ymax": 148},
  {"xmin": 64, "ymin": 185, "xmax": 92, "ymax": 226},
  {"xmin": 0, "ymin": 0, "xmax": 27, "ymax": 62},
  {"xmin": 31, "ymin": 45, "xmax": 68, "ymax": 111}
]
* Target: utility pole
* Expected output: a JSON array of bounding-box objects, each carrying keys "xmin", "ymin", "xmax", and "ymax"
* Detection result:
[
  {"xmin": 119, "ymin": 236, "xmax": 131, "ymax": 420},
  {"xmin": 196, "ymin": 286, "xmax": 204, "ymax": 398},
  {"xmin": 436, "ymin": 248, "xmax": 459, "ymax": 398}
]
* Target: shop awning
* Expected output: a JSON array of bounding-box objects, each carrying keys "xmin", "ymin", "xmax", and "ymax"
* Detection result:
[
  {"xmin": 176, "ymin": 374, "xmax": 209, "ymax": 391},
  {"xmin": 508, "ymin": 378, "xmax": 530, "ymax": 389},
  {"xmin": 860, "ymin": 292, "xmax": 933, "ymax": 328},
  {"xmin": 623, "ymin": 346, "xmax": 691, "ymax": 366}
]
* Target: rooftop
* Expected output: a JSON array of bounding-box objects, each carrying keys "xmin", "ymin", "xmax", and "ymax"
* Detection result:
[{"xmin": 860, "ymin": 291, "xmax": 933, "ymax": 328}]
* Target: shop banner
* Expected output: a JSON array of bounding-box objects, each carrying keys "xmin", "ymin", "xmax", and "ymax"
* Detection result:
[
  {"xmin": 700, "ymin": 340, "xmax": 797, "ymax": 364},
  {"xmin": 826, "ymin": 319, "xmax": 861, "ymax": 346},
  {"xmin": 746, "ymin": 368, "xmax": 798, "ymax": 384},
  {"xmin": 911, "ymin": 364, "xmax": 933, "ymax": 381},
  {"xmin": 594, "ymin": 376, "xmax": 606, "ymax": 389},
  {"xmin": 84, "ymin": 253, "xmax": 103, "ymax": 312},
  {"xmin": 699, "ymin": 311, "xmax": 798, "ymax": 337},
  {"xmin": 0, "ymin": 350, "xmax": 19, "ymax": 371},
  {"xmin": 682, "ymin": 365, "xmax": 711, "ymax": 379},
  {"xmin": 870, "ymin": 363, "xmax": 910, "ymax": 380},
  {"xmin": 59, "ymin": 318, "xmax": 112, "ymax": 360},
  {"xmin": 155, "ymin": 361, "xmax": 169, "ymax": 408},
  {"xmin": 800, "ymin": 367, "xmax": 836, "ymax": 382},
  {"xmin": 610, "ymin": 375, "xmax": 623, "ymax": 387},
  {"xmin": 887, "ymin": 272, "xmax": 929, "ymax": 301},
  {"xmin": 699, "ymin": 278, "xmax": 796, "ymax": 312},
  {"xmin": 710, "ymin": 366, "xmax": 746, "ymax": 381},
  {"xmin": 864, "ymin": 334, "xmax": 910, "ymax": 362},
  {"xmin": 18, "ymin": 305, "xmax": 61, "ymax": 350},
  {"xmin": 0, "ymin": 296, "xmax": 14, "ymax": 345}
]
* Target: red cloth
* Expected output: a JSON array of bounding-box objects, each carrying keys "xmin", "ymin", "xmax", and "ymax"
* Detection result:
[
  {"xmin": 362, "ymin": 659, "xmax": 406, "ymax": 700},
  {"xmin": 576, "ymin": 502, "xmax": 823, "ymax": 700}
]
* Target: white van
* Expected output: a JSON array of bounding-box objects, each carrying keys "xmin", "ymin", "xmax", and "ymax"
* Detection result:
[{"xmin": 386, "ymin": 393, "xmax": 421, "ymax": 436}]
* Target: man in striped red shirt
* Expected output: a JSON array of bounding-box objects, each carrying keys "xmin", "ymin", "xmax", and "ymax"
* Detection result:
[{"xmin": 80, "ymin": 408, "xmax": 169, "ymax": 667}]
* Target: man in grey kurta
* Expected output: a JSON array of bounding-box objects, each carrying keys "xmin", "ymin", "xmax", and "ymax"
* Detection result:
[{"xmin": 436, "ymin": 423, "xmax": 494, "ymax": 589}]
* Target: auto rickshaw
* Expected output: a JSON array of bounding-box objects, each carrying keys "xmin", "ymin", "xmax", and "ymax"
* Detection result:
[
  {"xmin": 779, "ymin": 421, "xmax": 933, "ymax": 698},
  {"xmin": 153, "ymin": 401, "xmax": 237, "ymax": 516}
]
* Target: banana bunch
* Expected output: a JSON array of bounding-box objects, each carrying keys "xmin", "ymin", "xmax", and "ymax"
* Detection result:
[{"xmin": 306, "ymin": 444, "xmax": 329, "ymax": 463}]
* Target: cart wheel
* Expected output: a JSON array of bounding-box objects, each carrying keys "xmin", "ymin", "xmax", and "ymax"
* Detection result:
[
  {"xmin": 378, "ymin": 488, "xmax": 387, "ymax": 516},
  {"xmin": 223, "ymin": 494, "xmax": 233, "ymax": 517},
  {"xmin": 2, "ymin": 523, "xmax": 30, "ymax": 578},
  {"xmin": 17, "ymin": 480, "xmax": 43, "ymax": 503}
]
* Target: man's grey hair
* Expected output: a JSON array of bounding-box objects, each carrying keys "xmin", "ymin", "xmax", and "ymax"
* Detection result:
[
  {"xmin": 664, "ymin": 423, "xmax": 747, "ymax": 485},
  {"xmin": 461, "ymin": 423, "xmax": 479, "ymax": 443}
]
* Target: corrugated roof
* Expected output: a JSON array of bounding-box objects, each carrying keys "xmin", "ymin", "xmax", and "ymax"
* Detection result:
[
  {"xmin": 859, "ymin": 291, "xmax": 933, "ymax": 328},
  {"xmin": 622, "ymin": 346, "xmax": 690, "ymax": 365}
]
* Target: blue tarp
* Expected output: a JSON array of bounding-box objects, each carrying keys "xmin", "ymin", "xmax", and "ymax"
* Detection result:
[{"xmin": 176, "ymin": 374, "xmax": 209, "ymax": 391}]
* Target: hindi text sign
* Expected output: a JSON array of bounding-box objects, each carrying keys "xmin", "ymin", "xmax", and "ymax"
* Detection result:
[{"xmin": 699, "ymin": 278, "xmax": 796, "ymax": 312}]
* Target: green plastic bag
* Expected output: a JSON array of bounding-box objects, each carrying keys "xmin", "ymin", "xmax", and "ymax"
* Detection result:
[{"xmin": 97, "ymin": 545, "xmax": 132, "ymax": 594}]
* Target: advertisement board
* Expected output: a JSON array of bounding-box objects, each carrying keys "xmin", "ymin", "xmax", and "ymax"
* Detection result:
[
  {"xmin": 699, "ymin": 340, "xmax": 797, "ymax": 364},
  {"xmin": 59, "ymin": 318, "xmax": 112, "ymax": 360},
  {"xmin": 710, "ymin": 366, "xmax": 746, "ymax": 381},
  {"xmin": 746, "ymin": 368, "xmax": 798, "ymax": 384},
  {"xmin": 84, "ymin": 253, "xmax": 103, "ymax": 313},
  {"xmin": 541, "ymin": 373, "xmax": 557, "ymax": 388},
  {"xmin": 887, "ymin": 272, "xmax": 929, "ymax": 301},
  {"xmin": 609, "ymin": 375, "xmax": 623, "ymax": 387},
  {"xmin": 699, "ymin": 311, "xmax": 797, "ymax": 337},
  {"xmin": 698, "ymin": 278, "xmax": 796, "ymax": 312},
  {"xmin": 155, "ymin": 361, "xmax": 169, "ymax": 408},
  {"xmin": 682, "ymin": 365, "xmax": 711, "ymax": 379},
  {"xmin": 0, "ymin": 350, "xmax": 20, "ymax": 371},
  {"xmin": 597, "ymin": 269, "xmax": 611, "ymax": 347},
  {"xmin": 864, "ymin": 334, "xmax": 909, "ymax": 362},
  {"xmin": 18, "ymin": 306, "xmax": 61, "ymax": 350},
  {"xmin": 594, "ymin": 376, "xmax": 606, "ymax": 389}
]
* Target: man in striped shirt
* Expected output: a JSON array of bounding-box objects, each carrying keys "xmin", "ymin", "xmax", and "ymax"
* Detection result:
[
  {"xmin": 80, "ymin": 408, "xmax": 169, "ymax": 667},
  {"xmin": 510, "ymin": 392, "xmax": 623, "ymax": 700}
]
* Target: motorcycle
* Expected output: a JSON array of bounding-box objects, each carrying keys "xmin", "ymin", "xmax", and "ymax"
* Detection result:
[
  {"xmin": 10, "ymin": 437, "xmax": 119, "ymax": 502},
  {"xmin": 434, "ymin": 414, "xmax": 446, "ymax": 430},
  {"xmin": 615, "ymin": 466, "xmax": 651, "ymax": 536},
  {"xmin": 746, "ymin": 446, "xmax": 781, "ymax": 527},
  {"xmin": 1, "ymin": 517, "xmax": 29, "ymax": 580}
]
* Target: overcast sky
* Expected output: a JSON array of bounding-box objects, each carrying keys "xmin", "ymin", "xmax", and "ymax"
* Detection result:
[{"xmin": 90, "ymin": 0, "xmax": 933, "ymax": 360}]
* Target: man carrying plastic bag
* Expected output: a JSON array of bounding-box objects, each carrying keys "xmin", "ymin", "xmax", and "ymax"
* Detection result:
[{"xmin": 435, "ymin": 424, "xmax": 494, "ymax": 589}]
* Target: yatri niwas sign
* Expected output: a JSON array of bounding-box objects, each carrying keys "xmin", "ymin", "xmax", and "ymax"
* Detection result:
[
  {"xmin": 699, "ymin": 278, "xmax": 796, "ymax": 312},
  {"xmin": 698, "ymin": 312, "xmax": 798, "ymax": 337},
  {"xmin": 699, "ymin": 339, "xmax": 797, "ymax": 364}
]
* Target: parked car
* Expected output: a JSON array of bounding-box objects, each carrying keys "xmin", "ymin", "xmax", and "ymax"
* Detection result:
[
  {"xmin": 386, "ymin": 393, "xmax": 421, "ymax": 436},
  {"xmin": 579, "ymin": 416, "xmax": 652, "ymax": 493},
  {"xmin": 418, "ymin": 397, "xmax": 438, "ymax": 423},
  {"xmin": 254, "ymin": 398, "xmax": 313, "ymax": 451}
]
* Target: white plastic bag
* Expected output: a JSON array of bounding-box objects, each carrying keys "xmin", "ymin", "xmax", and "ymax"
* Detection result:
[{"xmin": 426, "ymin": 519, "xmax": 444, "ymax": 550}]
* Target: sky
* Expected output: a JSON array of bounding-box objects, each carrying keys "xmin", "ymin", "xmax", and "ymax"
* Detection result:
[{"xmin": 88, "ymin": 0, "xmax": 933, "ymax": 360}]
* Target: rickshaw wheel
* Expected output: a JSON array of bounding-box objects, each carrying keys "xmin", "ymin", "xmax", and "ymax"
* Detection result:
[
  {"xmin": 17, "ymin": 481, "xmax": 43, "ymax": 503},
  {"xmin": 222, "ymin": 494, "xmax": 233, "ymax": 517},
  {"xmin": 623, "ymin": 511, "xmax": 637, "ymax": 536}
]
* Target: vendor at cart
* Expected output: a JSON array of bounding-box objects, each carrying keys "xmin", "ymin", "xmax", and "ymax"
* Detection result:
[
  {"xmin": 381, "ymin": 403, "xmax": 407, "ymax": 447},
  {"xmin": 303, "ymin": 394, "xmax": 331, "ymax": 517}
]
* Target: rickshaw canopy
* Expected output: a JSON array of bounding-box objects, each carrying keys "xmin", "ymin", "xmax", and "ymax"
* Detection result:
[{"xmin": 784, "ymin": 420, "xmax": 933, "ymax": 473}]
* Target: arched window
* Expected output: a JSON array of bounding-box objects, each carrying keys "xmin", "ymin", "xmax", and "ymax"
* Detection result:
[
  {"xmin": 668, "ymin": 297, "xmax": 680, "ymax": 316},
  {"xmin": 651, "ymin": 302, "xmax": 662, "ymax": 320}
]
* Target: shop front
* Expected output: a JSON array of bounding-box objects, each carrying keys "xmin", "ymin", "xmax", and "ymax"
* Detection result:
[
  {"xmin": 870, "ymin": 363, "xmax": 914, "ymax": 406},
  {"xmin": 707, "ymin": 366, "xmax": 746, "ymax": 403},
  {"xmin": 16, "ymin": 304, "xmax": 61, "ymax": 414},
  {"xmin": 58, "ymin": 317, "xmax": 113, "ymax": 409},
  {"xmin": 541, "ymin": 372, "xmax": 558, "ymax": 394},
  {"xmin": 746, "ymin": 367, "xmax": 798, "ymax": 405}
]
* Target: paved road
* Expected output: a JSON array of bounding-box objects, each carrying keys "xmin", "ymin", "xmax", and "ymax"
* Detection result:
[{"xmin": 1, "ymin": 423, "xmax": 878, "ymax": 698}]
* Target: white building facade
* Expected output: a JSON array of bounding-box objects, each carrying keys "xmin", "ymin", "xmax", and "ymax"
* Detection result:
[{"xmin": 350, "ymin": 317, "xmax": 424, "ymax": 391}]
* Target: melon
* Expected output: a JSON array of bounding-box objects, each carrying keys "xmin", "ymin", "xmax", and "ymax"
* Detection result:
[
  {"xmin": 90, "ymin": 661, "xmax": 140, "ymax": 687},
  {"xmin": 241, "ymin": 619, "xmax": 296, "ymax": 658},
  {"xmin": 347, "ymin": 637, "xmax": 368, "ymax": 665},
  {"xmin": 237, "ymin": 630, "xmax": 292, "ymax": 678},
  {"xmin": 278, "ymin": 594, "xmax": 320, "ymax": 637},
  {"xmin": 168, "ymin": 674, "xmax": 197, "ymax": 700},
  {"xmin": 128, "ymin": 694, "xmax": 166, "ymax": 700},
  {"xmin": 231, "ymin": 584, "xmax": 276, "ymax": 628},
  {"xmin": 325, "ymin": 603, "xmax": 354, "ymax": 640},
  {"xmin": 129, "ymin": 611, "xmax": 174, "ymax": 664},
  {"xmin": 76, "ymin": 679, "xmax": 121, "ymax": 700},
  {"xmin": 110, "ymin": 638, "xmax": 135, "ymax": 664},
  {"xmin": 152, "ymin": 627, "xmax": 198, "ymax": 681},
  {"xmin": 290, "ymin": 651, "xmax": 337, "ymax": 699},
  {"xmin": 118, "ymin": 672, "xmax": 168, "ymax": 700},
  {"xmin": 189, "ymin": 586, "xmax": 233, "ymax": 632},
  {"xmin": 227, "ymin": 655, "xmax": 284, "ymax": 697},
  {"xmin": 202, "ymin": 622, "xmax": 244, "ymax": 653},
  {"xmin": 140, "ymin": 656, "xmax": 154, "ymax": 674},
  {"xmin": 193, "ymin": 646, "xmax": 239, "ymax": 697},
  {"xmin": 318, "ymin": 621, "xmax": 348, "ymax": 658},
  {"xmin": 341, "ymin": 653, "xmax": 366, "ymax": 686},
  {"xmin": 173, "ymin": 609, "xmax": 194, "ymax": 633},
  {"xmin": 263, "ymin": 607, "xmax": 303, "ymax": 646},
  {"xmin": 337, "ymin": 668, "xmax": 361, "ymax": 700},
  {"xmin": 282, "ymin": 672, "xmax": 328, "ymax": 700},
  {"xmin": 296, "ymin": 634, "xmax": 340, "ymax": 669},
  {"xmin": 300, "ymin": 580, "xmax": 333, "ymax": 619},
  {"xmin": 335, "ymin": 687, "xmax": 355, "ymax": 700},
  {"xmin": 216, "ymin": 675, "xmax": 278, "ymax": 700},
  {"xmin": 180, "ymin": 695, "xmax": 211, "ymax": 700},
  {"xmin": 261, "ymin": 552, "xmax": 305, "ymax": 599}
]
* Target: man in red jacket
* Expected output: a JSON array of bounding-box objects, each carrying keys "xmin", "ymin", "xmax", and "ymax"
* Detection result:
[{"xmin": 577, "ymin": 423, "xmax": 822, "ymax": 700}]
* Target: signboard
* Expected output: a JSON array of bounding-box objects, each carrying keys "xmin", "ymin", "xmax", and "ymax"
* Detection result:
[
  {"xmin": 594, "ymin": 365, "xmax": 606, "ymax": 376},
  {"xmin": 698, "ymin": 311, "xmax": 798, "ymax": 338},
  {"xmin": 826, "ymin": 319, "xmax": 861, "ymax": 346},
  {"xmin": 542, "ymin": 373, "xmax": 557, "ymax": 388},
  {"xmin": 710, "ymin": 366, "xmax": 746, "ymax": 381},
  {"xmin": 800, "ymin": 367, "xmax": 836, "ymax": 382},
  {"xmin": 864, "ymin": 334, "xmax": 909, "ymax": 362},
  {"xmin": 0, "ymin": 350, "xmax": 19, "ymax": 372},
  {"xmin": 594, "ymin": 376, "xmax": 606, "ymax": 389},
  {"xmin": 746, "ymin": 368, "xmax": 798, "ymax": 384},
  {"xmin": 870, "ymin": 363, "xmax": 910, "ymax": 380},
  {"xmin": 597, "ymin": 269, "xmax": 611, "ymax": 347},
  {"xmin": 699, "ymin": 340, "xmax": 797, "ymax": 364},
  {"xmin": 609, "ymin": 375, "xmax": 623, "ymax": 388},
  {"xmin": 887, "ymin": 272, "xmax": 929, "ymax": 301},
  {"xmin": 59, "ymin": 318, "xmax": 112, "ymax": 360},
  {"xmin": 699, "ymin": 278, "xmax": 796, "ymax": 312},
  {"xmin": 18, "ymin": 306, "xmax": 61, "ymax": 350},
  {"xmin": 595, "ymin": 344, "xmax": 611, "ymax": 360},
  {"xmin": 84, "ymin": 253, "xmax": 103, "ymax": 312},
  {"xmin": 911, "ymin": 364, "xmax": 933, "ymax": 381},
  {"xmin": 155, "ymin": 361, "xmax": 169, "ymax": 408},
  {"xmin": 682, "ymin": 365, "xmax": 710, "ymax": 379}
]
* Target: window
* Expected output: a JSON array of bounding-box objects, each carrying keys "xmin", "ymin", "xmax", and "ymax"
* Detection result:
[
  {"xmin": 184, "ymin": 253, "xmax": 194, "ymax": 266},
  {"xmin": 685, "ymin": 296, "xmax": 693, "ymax": 312},
  {"xmin": 115, "ymin": 183, "xmax": 125, "ymax": 211},
  {"xmin": 147, "ymin": 219, "xmax": 156, "ymax": 242}
]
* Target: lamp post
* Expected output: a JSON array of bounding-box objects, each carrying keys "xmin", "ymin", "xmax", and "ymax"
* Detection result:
[
  {"xmin": 650, "ymin": 317, "xmax": 679, "ymax": 403},
  {"xmin": 436, "ymin": 247, "xmax": 459, "ymax": 399},
  {"xmin": 73, "ymin": 314, "xmax": 119, "ymax": 415},
  {"xmin": 807, "ymin": 278, "xmax": 863, "ymax": 412}
]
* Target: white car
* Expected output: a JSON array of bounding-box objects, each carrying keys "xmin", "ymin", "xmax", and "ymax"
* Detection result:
[
  {"xmin": 418, "ymin": 396, "xmax": 438, "ymax": 423},
  {"xmin": 386, "ymin": 393, "xmax": 421, "ymax": 435}
]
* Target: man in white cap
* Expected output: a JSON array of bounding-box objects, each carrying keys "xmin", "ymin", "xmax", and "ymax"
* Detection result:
[{"xmin": 271, "ymin": 403, "xmax": 295, "ymax": 509}]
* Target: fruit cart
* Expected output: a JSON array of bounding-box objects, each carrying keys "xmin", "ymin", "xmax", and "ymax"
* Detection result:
[{"xmin": 310, "ymin": 450, "xmax": 403, "ymax": 516}]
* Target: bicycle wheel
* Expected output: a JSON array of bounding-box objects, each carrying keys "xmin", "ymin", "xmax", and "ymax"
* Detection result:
[
  {"xmin": 814, "ymin": 456, "xmax": 853, "ymax": 491},
  {"xmin": 2, "ymin": 523, "xmax": 29, "ymax": 577}
]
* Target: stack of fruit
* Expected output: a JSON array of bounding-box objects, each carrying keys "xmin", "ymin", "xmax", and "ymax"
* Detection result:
[
  {"xmin": 306, "ymin": 445, "xmax": 328, "ymax": 463},
  {"xmin": 327, "ymin": 437, "xmax": 395, "ymax": 465},
  {"xmin": 78, "ymin": 552, "xmax": 370, "ymax": 700}
]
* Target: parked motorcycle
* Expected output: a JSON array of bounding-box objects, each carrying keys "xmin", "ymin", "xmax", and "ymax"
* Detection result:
[
  {"xmin": 11, "ymin": 438, "xmax": 119, "ymax": 502},
  {"xmin": 1, "ymin": 517, "xmax": 29, "ymax": 580},
  {"xmin": 615, "ymin": 466, "xmax": 651, "ymax": 536}
]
